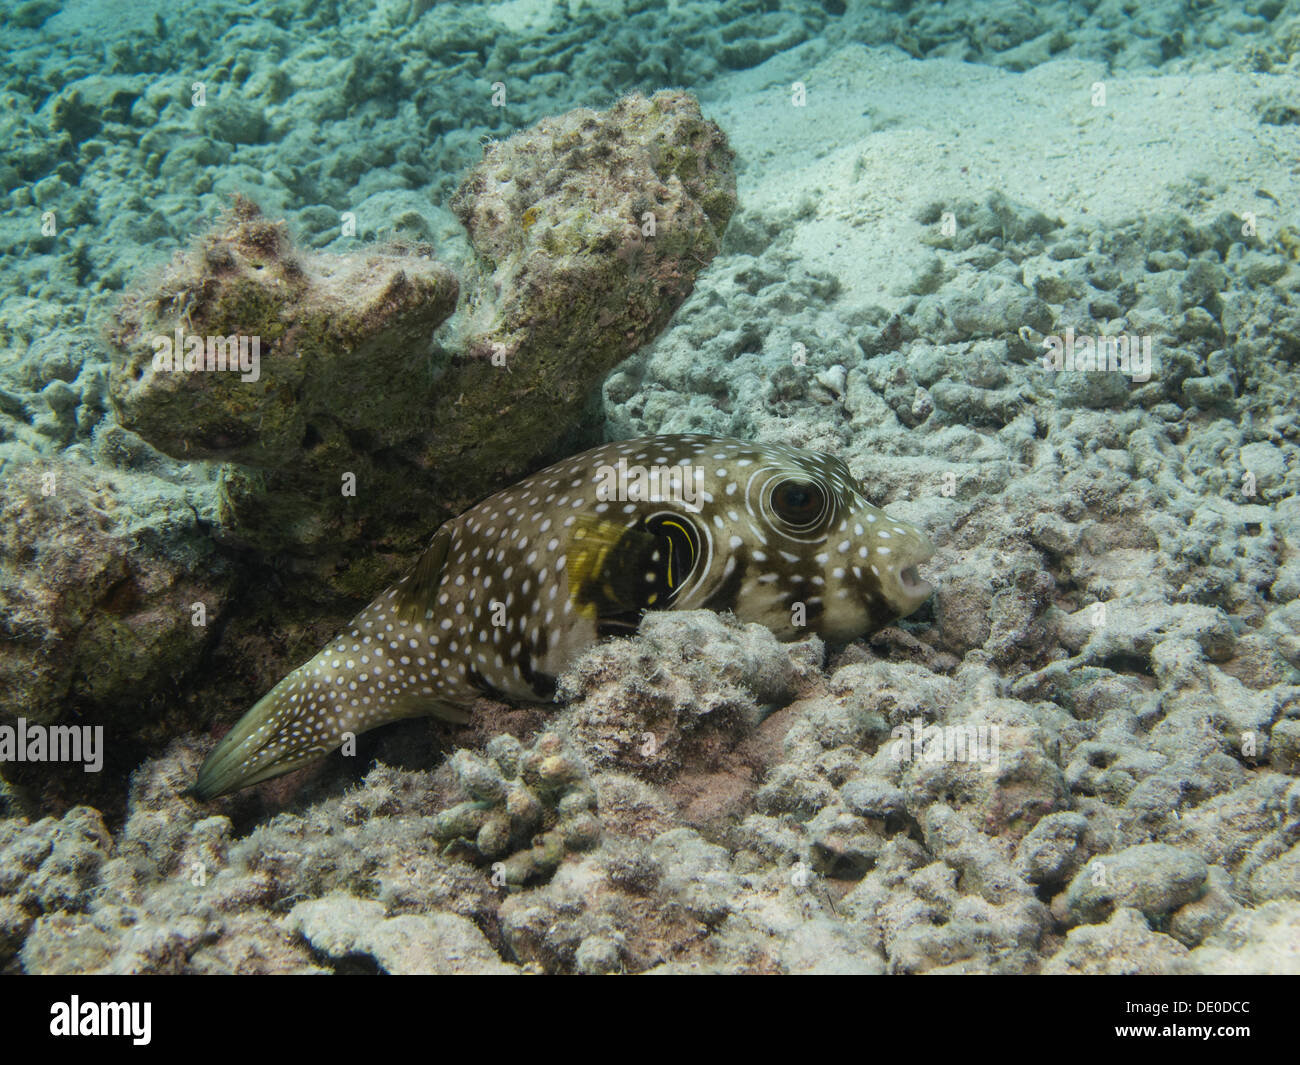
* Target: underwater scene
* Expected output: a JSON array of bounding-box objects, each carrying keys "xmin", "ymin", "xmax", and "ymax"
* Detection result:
[{"xmin": 0, "ymin": 0, "xmax": 1298, "ymax": 981}]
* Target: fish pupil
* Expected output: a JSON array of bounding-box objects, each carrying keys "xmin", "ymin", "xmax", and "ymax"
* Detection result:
[{"xmin": 772, "ymin": 479, "xmax": 825, "ymax": 525}]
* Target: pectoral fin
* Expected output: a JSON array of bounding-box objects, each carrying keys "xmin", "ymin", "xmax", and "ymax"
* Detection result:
[{"xmin": 566, "ymin": 514, "xmax": 656, "ymax": 620}]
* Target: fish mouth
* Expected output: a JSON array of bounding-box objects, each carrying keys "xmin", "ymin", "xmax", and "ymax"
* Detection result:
[{"xmin": 898, "ymin": 564, "xmax": 930, "ymax": 596}]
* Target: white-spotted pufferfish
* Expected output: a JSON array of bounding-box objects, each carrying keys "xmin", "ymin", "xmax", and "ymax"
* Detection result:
[{"xmin": 195, "ymin": 434, "xmax": 934, "ymax": 797}]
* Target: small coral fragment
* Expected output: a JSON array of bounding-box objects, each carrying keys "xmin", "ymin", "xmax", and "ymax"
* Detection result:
[{"xmin": 431, "ymin": 733, "xmax": 600, "ymax": 888}]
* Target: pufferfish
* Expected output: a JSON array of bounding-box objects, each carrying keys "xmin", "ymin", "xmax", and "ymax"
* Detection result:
[{"xmin": 194, "ymin": 434, "xmax": 934, "ymax": 798}]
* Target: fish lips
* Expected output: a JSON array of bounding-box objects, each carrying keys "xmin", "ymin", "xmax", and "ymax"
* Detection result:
[{"xmin": 890, "ymin": 534, "xmax": 936, "ymax": 615}]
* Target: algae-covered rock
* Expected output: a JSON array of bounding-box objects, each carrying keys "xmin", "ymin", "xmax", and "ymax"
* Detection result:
[
  {"xmin": 433, "ymin": 87, "xmax": 735, "ymax": 501},
  {"xmin": 1043, "ymin": 907, "xmax": 1195, "ymax": 975},
  {"xmin": 1188, "ymin": 900, "xmax": 1300, "ymax": 975},
  {"xmin": 1065, "ymin": 843, "xmax": 1208, "ymax": 926},
  {"xmin": 557, "ymin": 609, "xmax": 821, "ymax": 781},
  {"xmin": 5, "ymin": 743, "xmax": 504, "ymax": 973},
  {"xmin": 110, "ymin": 195, "xmax": 459, "ymax": 470},
  {"xmin": 108, "ymin": 90, "xmax": 735, "ymax": 586},
  {"xmin": 1013, "ymin": 811, "xmax": 1094, "ymax": 887},
  {"xmin": 840, "ymin": 807, "xmax": 1051, "ymax": 974},
  {"xmin": 287, "ymin": 894, "xmax": 517, "ymax": 975},
  {"xmin": 0, "ymin": 458, "xmax": 233, "ymax": 736}
]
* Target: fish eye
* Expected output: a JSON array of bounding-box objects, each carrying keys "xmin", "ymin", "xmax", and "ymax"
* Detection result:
[{"xmin": 771, "ymin": 479, "xmax": 826, "ymax": 526}]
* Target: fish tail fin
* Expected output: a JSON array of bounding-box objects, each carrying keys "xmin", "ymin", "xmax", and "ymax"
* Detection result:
[
  {"xmin": 193, "ymin": 673, "xmax": 329, "ymax": 800},
  {"xmin": 193, "ymin": 652, "xmax": 463, "ymax": 799}
]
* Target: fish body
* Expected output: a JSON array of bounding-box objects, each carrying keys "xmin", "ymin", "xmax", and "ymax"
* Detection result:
[{"xmin": 195, "ymin": 434, "xmax": 934, "ymax": 798}]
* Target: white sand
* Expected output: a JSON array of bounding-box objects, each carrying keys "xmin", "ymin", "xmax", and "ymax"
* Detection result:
[{"xmin": 701, "ymin": 44, "xmax": 1300, "ymax": 306}]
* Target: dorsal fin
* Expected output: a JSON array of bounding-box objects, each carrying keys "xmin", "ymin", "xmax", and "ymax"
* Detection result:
[{"xmin": 393, "ymin": 526, "xmax": 452, "ymax": 626}]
